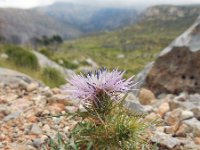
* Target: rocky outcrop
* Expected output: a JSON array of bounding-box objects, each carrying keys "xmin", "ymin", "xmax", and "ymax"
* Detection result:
[
  {"xmin": 143, "ymin": 5, "xmax": 200, "ymax": 21},
  {"xmin": 161, "ymin": 16, "xmax": 200, "ymax": 53},
  {"xmin": 0, "ymin": 68, "xmax": 43, "ymax": 88},
  {"xmin": 143, "ymin": 16, "xmax": 200, "ymax": 95},
  {"xmin": 33, "ymin": 51, "xmax": 73, "ymax": 78},
  {"xmin": 146, "ymin": 46, "xmax": 200, "ymax": 95}
]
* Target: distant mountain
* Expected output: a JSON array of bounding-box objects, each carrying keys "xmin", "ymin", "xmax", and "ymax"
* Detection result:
[
  {"xmin": 83, "ymin": 8, "xmax": 138, "ymax": 32},
  {"xmin": 34, "ymin": 3, "xmax": 98, "ymax": 28},
  {"xmin": 35, "ymin": 2, "xmax": 139, "ymax": 33},
  {"xmin": 0, "ymin": 8, "xmax": 82, "ymax": 44}
]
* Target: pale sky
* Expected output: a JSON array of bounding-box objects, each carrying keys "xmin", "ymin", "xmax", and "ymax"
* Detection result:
[{"xmin": 0, "ymin": 0, "xmax": 200, "ymax": 9}]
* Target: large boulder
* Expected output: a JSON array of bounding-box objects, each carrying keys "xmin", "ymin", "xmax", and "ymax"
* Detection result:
[
  {"xmin": 143, "ymin": 16, "xmax": 200, "ymax": 95},
  {"xmin": 0, "ymin": 68, "xmax": 43, "ymax": 88}
]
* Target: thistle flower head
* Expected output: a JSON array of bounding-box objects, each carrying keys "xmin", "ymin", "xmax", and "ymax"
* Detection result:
[{"xmin": 64, "ymin": 68, "xmax": 136, "ymax": 105}]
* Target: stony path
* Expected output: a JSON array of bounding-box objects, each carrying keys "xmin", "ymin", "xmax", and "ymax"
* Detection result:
[
  {"xmin": 1, "ymin": 81, "xmax": 200, "ymax": 150},
  {"xmin": 138, "ymin": 89, "xmax": 200, "ymax": 150},
  {"xmin": 0, "ymin": 83, "xmax": 77, "ymax": 150}
]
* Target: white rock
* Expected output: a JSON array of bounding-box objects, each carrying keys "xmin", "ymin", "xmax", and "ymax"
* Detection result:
[
  {"xmin": 151, "ymin": 132, "xmax": 181, "ymax": 149},
  {"xmin": 181, "ymin": 110, "xmax": 194, "ymax": 120},
  {"xmin": 0, "ymin": 53, "xmax": 8, "ymax": 59},
  {"xmin": 85, "ymin": 58, "xmax": 98, "ymax": 68},
  {"xmin": 26, "ymin": 83, "xmax": 38, "ymax": 92},
  {"xmin": 191, "ymin": 107, "xmax": 200, "ymax": 120},
  {"xmin": 183, "ymin": 118, "xmax": 200, "ymax": 137},
  {"xmin": 174, "ymin": 92, "xmax": 188, "ymax": 102},
  {"xmin": 65, "ymin": 106, "xmax": 77, "ymax": 113},
  {"xmin": 117, "ymin": 54, "xmax": 125, "ymax": 59}
]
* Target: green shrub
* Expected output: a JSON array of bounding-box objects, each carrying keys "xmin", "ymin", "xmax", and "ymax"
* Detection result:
[
  {"xmin": 0, "ymin": 46, "xmax": 3, "ymax": 53},
  {"xmin": 39, "ymin": 48, "xmax": 52, "ymax": 58},
  {"xmin": 5, "ymin": 45, "xmax": 39, "ymax": 70},
  {"xmin": 42, "ymin": 67, "xmax": 66, "ymax": 87},
  {"xmin": 62, "ymin": 60, "xmax": 78, "ymax": 69}
]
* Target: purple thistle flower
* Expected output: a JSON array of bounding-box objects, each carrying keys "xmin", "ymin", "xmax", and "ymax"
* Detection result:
[{"xmin": 64, "ymin": 68, "xmax": 137, "ymax": 105}]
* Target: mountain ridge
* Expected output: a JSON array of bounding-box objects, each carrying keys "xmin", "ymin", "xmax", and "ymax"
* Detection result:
[
  {"xmin": 0, "ymin": 4, "xmax": 200, "ymax": 44},
  {"xmin": 0, "ymin": 7, "xmax": 82, "ymax": 44},
  {"xmin": 35, "ymin": 2, "xmax": 139, "ymax": 33}
]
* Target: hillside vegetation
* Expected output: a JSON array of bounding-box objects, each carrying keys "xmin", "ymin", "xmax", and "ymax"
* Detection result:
[{"xmin": 0, "ymin": 45, "xmax": 66, "ymax": 87}]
